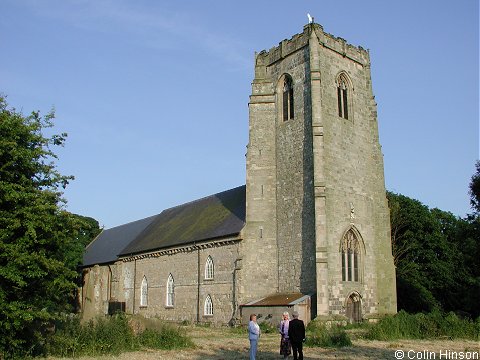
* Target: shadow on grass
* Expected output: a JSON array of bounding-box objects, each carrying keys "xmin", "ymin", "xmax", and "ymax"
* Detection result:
[{"xmin": 191, "ymin": 345, "xmax": 396, "ymax": 359}]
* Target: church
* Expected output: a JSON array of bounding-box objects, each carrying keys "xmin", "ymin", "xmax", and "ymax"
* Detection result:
[{"xmin": 81, "ymin": 22, "xmax": 397, "ymax": 325}]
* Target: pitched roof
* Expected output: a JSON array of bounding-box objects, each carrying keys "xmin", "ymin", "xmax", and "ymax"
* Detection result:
[
  {"xmin": 82, "ymin": 185, "xmax": 246, "ymax": 266},
  {"xmin": 83, "ymin": 214, "xmax": 159, "ymax": 267},
  {"xmin": 119, "ymin": 185, "xmax": 246, "ymax": 256}
]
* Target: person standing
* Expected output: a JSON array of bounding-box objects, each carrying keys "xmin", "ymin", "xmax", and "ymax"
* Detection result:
[
  {"xmin": 288, "ymin": 311, "xmax": 305, "ymax": 360},
  {"xmin": 248, "ymin": 314, "xmax": 260, "ymax": 360},
  {"xmin": 279, "ymin": 312, "xmax": 291, "ymax": 358}
]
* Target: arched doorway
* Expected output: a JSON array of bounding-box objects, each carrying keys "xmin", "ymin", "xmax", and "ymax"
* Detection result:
[{"xmin": 346, "ymin": 292, "xmax": 362, "ymax": 323}]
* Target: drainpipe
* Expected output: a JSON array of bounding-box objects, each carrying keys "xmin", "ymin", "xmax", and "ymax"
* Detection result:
[
  {"xmin": 133, "ymin": 258, "xmax": 137, "ymax": 314},
  {"xmin": 196, "ymin": 244, "xmax": 201, "ymax": 323}
]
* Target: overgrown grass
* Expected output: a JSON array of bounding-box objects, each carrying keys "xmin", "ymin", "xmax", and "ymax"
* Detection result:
[
  {"xmin": 258, "ymin": 321, "xmax": 277, "ymax": 334},
  {"xmin": 46, "ymin": 314, "xmax": 194, "ymax": 357},
  {"xmin": 366, "ymin": 310, "xmax": 480, "ymax": 341},
  {"xmin": 305, "ymin": 321, "xmax": 352, "ymax": 348},
  {"xmin": 229, "ymin": 325, "xmax": 247, "ymax": 336},
  {"xmin": 138, "ymin": 326, "xmax": 194, "ymax": 350}
]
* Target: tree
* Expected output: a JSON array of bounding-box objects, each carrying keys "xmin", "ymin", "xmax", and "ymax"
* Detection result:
[
  {"xmin": 387, "ymin": 192, "xmax": 464, "ymax": 314},
  {"xmin": 388, "ymin": 190, "xmax": 480, "ymax": 318},
  {"xmin": 469, "ymin": 161, "xmax": 480, "ymax": 213},
  {"xmin": 0, "ymin": 96, "xmax": 99, "ymax": 357},
  {"xmin": 462, "ymin": 161, "xmax": 480, "ymax": 317}
]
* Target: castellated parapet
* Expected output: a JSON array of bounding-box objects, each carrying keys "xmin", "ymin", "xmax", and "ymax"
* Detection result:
[{"xmin": 255, "ymin": 24, "xmax": 370, "ymax": 72}]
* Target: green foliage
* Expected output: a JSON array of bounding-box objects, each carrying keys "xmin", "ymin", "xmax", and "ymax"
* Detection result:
[
  {"xmin": 229, "ymin": 325, "xmax": 247, "ymax": 336},
  {"xmin": 0, "ymin": 96, "xmax": 100, "ymax": 358},
  {"xmin": 366, "ymin": 310, "xmax": 480, "ymax": 341},
  {"xmin": 47, "ymin": 314, "xmax": 137, "ymax": 357},
  {"xmin": 138, "ymin": 325, "xmax": 194, "ymax": 350},
  {"xmin": 305, "ymin": 323, "xmax": 352, "ymax": 348},
  {"xmin": 469, "ymin": 161, "xmax": 480, "ymax": 213},
  {"xmin": 258, "ymin": 321, "xmax": 277, "ymax": 333},
  {"xmin": 46, "ymin": 314, "xmax": 194, "ymax": 357},
  {"xmin": 387, "ymin": 191, "xmax": 480, "ymax": 317}
]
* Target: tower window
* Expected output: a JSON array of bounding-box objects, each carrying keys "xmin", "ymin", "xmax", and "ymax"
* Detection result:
[
  {"xmin": 204, "ymin": 295, "xmax": 213, "ymax": 316},
  {"xmin": 337, "ymin": 74, "xmax": 349, "ymax": 119},
  {"xmin": 166, "ymin": 274, "xmax": 175, "ymax": 307},
  {"xmin": 282, "ymin": 76, "xmax": 294, "ymax": 121},
  {"xmin": 205, "ymin": 256, "xmax": 214, "ymax": 280},
  {"xmin": 341, "ymin": 229, "xmax": 361, "ymax": 282}
]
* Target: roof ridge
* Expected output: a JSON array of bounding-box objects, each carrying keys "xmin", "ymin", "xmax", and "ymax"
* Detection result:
[
  {"xmin": 104, "ymin": 213, "xmax": 160, "ymax": 231},
  {"xmin": 160, "ymin": 184, "xmax": 245, "ymax": 214}
]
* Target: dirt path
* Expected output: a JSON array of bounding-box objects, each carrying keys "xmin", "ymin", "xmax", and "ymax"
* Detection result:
[{"xmin": 52, "ymin": 326, "xmax": 479, "ymax": 360}]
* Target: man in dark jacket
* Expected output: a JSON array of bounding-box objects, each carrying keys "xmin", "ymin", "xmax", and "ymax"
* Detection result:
[{"xmin": 287, "ymin": 311, "xmax": 305, "ymax": 360}]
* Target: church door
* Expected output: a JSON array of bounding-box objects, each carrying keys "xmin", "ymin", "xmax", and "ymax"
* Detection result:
[{"xmin": 346, "ymin": 293, "xmax": 362, "ymax": 323}]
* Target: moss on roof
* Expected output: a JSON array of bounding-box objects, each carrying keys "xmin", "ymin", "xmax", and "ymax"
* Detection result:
[{"xmin": 119, "ymin": 185, "xmax": 245, "ymax": 256}]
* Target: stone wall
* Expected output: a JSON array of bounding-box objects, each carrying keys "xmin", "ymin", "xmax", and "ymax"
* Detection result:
[
  {"xmin": 309, "ymin": 24, "xmax": 396, "ymax": 317},
  {"xmin": 81, "ymin": 240, "xmax": 241, "ymax": 324},
  {"xmin": 242, "ymin": 23, "xmax": 396, "ymax": 320},
  {"xmin": 130, "ymin": 241, "xmax": 240, "ymax": 324},
  {"xmin": 241, "ymin": 71, "xmax": 279, "ymax": 304},
  {"xmin": 81, "ymin": 265, "xmax": 111, "ymax": 321}
]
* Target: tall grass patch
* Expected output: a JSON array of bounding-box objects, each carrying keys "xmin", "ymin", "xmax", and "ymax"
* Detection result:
[
  {"xmin": 305, "ymin": 321, "xmax": 352, "ymax": 348},
  {"xmin": 138, "ymin": 325, "xmax": 194, "ymax": 350},
  {"xmin": 46, "ymin": 314, "xmax": 194, "ymax": 357},
  {"xmin": 367, "ymin": 310, "xmax": 480, "ymax": 341},
  {"xmin": 46, "ymin": 314, "xmax": 137, "ymax": 357}
]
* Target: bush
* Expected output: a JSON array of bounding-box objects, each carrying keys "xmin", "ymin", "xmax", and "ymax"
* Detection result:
[
  {"xmin": 305, "ymin": 323, "xmax": 352, "ymax": 348},
  {"xmin": 366, "ymin": 310, "xmax": 480, "ymax": 341}
]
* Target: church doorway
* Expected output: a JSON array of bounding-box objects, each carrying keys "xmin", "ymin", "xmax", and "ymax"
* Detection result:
[{"xmin": 345, "ymin": 292, "xmax": 362, "ymax": 323}]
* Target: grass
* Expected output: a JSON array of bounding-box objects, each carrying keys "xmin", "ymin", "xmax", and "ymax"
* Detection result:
[
  {"xmin": 366, "ymin": 310, "xmax": 480, "ymax": 341},
  {"xmin": 45, "ymin": 313, "xmax": 194, "ymax": 358},
  {"xmin": 20, "ymin": 310, "xmax": 480, "ymax": 358}
]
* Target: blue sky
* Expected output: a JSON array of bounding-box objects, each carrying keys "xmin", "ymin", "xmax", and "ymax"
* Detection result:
[{"xmin": 1, "ymin": 0, "xmax": 478, "ymax": 228}]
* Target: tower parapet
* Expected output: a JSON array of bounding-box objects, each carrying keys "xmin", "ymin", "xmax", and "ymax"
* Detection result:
[{"xmin": 254, "ymin": 24, "xmax": 370, "ymax": 77}]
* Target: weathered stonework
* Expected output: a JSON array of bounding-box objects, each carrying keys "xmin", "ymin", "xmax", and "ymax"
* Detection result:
[
  {"xmin": 240, "ymin": 23, "xmax": 396, "ymax": 319},
  {"xmin": 83, "ymin": 239, "xmax": 241, "ymax": 324}
]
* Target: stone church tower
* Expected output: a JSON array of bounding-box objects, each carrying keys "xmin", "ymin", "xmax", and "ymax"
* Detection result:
[
  {"xmin": 80, "ymin": 22, "xmax": 396, "ymax": 325},
  {"xmin": 240, "ymin": 23, "xmax": 397, "ymax": 320}
]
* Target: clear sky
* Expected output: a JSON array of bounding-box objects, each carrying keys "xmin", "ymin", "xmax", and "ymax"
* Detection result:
[{"xmin": 1, "ymin": 0, "xmax": 478, "ymax": 228}]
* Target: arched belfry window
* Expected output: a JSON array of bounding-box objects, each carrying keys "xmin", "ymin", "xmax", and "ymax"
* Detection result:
[
  {"xmin": 205, "ymin": 256, "xmax": 214, "ymax": 280},
  {"xmin": 341, "ymin": 229, "xmax": 362, "ymax": 282},
  {"xmin": 166, "ymin": 274, "xmax": 174, "ymax": 307},
  {"xmin": 140, "ymin": 276, "xmax": 148, "ymax": 307},
  {"xmin": 282, "ymin": 75, "xmax": 294, "ymax": 121},
  {"xmin": 337, "ymin": 73, "xmax": 350, "ymax": 119},
  {"xmin": 204, "ymin": 295, "xmax": 213, "ymax": 316}
]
